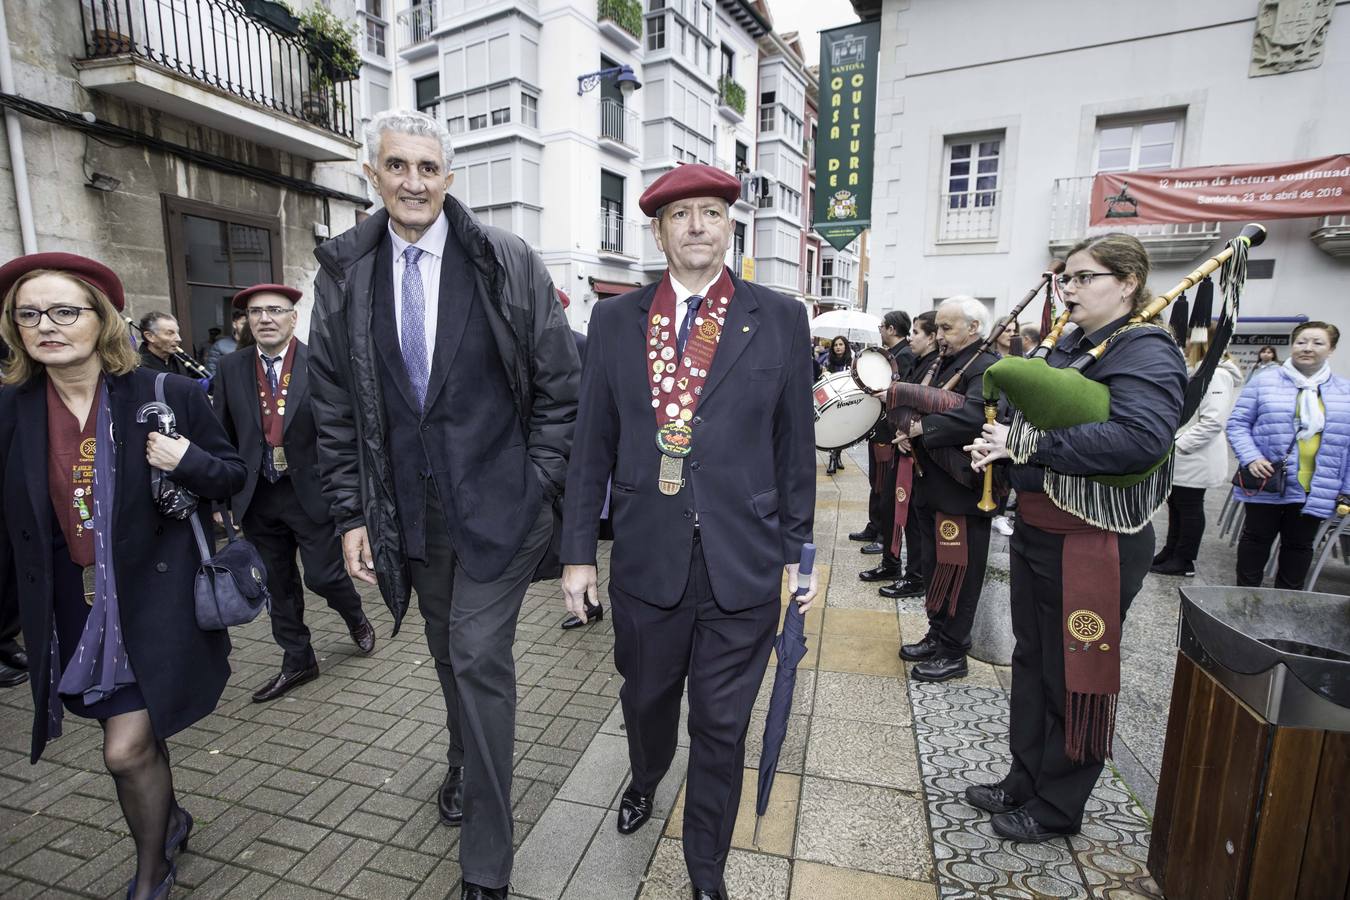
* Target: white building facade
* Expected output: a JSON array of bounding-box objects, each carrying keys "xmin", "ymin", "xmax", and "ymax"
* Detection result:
[{"xmin": 853, "ymin": 0, "xmax": 1350, "ymax": 370}]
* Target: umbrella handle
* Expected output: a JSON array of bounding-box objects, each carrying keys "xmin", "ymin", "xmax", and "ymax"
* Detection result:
[{"xmin": 793, "ymin": 543, "xmax": 816, "ymax": 599}]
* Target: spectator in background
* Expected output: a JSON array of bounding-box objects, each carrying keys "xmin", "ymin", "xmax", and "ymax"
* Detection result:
[
  {"xmin": 821, "ymin": 335, "xmax": 854, "ymax": 475},
  {"xmin": 1152, "ymin": 333, "xmax": 1243, "ymax": 577},
  {"xmin": 204, "ymin": 309, "xmax": 246, "ymax": 377},
  {"xmin": 136, "ymin": 311, "xmax": 191, "ymax": 377},
  {"xmin": 1019, "ymin": 324, "xmax": 1042, "ymax": 354},
  {"xmin": 1228, "ymin": 322, "xmax": 1349, "ymax": 588},
  {"xmin": 1246, "ymin": 343, "xmax": 1280, "ymax": 382}
]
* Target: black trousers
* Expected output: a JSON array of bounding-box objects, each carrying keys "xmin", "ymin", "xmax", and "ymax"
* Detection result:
[
  {"xmin": 242, "ymin": 476, "xmax": 366, "ymax": 672},
  {"xmin": 1235, "ymin": 501, "xmax": 1323, "ymax": 589},
  {"xmin": 1003, "ymin": 520, "xmax": 1152, "ymax": 831},
  {"xmin": 1159, "ymin": 485, "xmax": 1206, "ymax": 564},
  {"xmin": 912, "ymin": 498, "xmax": 991, "ymax": 657},
  {"xmin": 875, "ymin": 456, "xmax": 902, "ymax": 568},
  {"xmin": 611, "ymin": 537, "xmax": 778, "ymax": 893},
  {"xmin": 865, "ymin": 442, "xmax": 883, "ymax": 534},
  {"xmin": 410, "ymin": 488, "xmax": 552, "ymax": 889},
  {"xmin": 901, "ymin": 487, "xmax": 926, "ymax": 581},
  {"xmin": 0, "ymin": 578, "xmax": 20, "ymax": 652}
]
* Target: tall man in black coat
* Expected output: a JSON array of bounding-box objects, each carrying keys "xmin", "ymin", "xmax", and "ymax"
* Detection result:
[
  {"xmin": 307, "ymin": 110, "xmax": 579, "ymax": 900},
  {"xmin": 560, "ymin": 164, "xmax": 817, "ymax": 900},
  {"xmin": 214, "ymin": 283, "xmax": 375, "ymax": 703},
  {"xmin": 898, "ymin": 296, "xmax": 1000, "ymax": 683}
]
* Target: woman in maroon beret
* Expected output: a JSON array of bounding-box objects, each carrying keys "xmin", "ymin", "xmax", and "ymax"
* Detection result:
[{"xmin": 0, "ymin": 253, "xmax": 246, "ymax": 899}]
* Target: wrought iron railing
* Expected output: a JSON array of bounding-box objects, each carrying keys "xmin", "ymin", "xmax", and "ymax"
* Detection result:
[
  {"xmin": 938, "ymin": 189, "xmax": 1001, "ymax": 242},
  {"xmin": 599, "ymin": 98, "xmax": 637, "ymax": 146},
  {"xmin": 1048, "ymin": 175, "xmax": 1219, "ymax": 244},
  {"xmin": 396, "ymin": 1, "xmax": 436, "ymax": 46},
  {"xmin": 599, "ymin": 208, "xmax": 638, "ymax": 255},
  {"xmin": 78, "ymin": 0, "xmax": 358, "ymax": 140}
]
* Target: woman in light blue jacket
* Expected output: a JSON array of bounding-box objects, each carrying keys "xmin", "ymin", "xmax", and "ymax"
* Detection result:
[{"xmin": 1226, "ymin": 321, "xmax": 1350, "ymax": 588}]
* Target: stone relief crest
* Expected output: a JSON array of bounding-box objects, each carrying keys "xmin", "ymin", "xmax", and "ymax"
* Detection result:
[{"xmin": 1250, "ymin": 0, "xmax": 1335, "ymax": 76}]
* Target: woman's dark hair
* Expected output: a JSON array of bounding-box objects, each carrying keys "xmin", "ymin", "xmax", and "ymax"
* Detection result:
[
  {"xmin": 1064, "ymin": 232, "xmax": 1153, "ymax": 312},
  {"xmin": 914, "ymin": 310, "xmax": 937, "ymax": 337},
  {"xmin": 1291, "ymin": 321, "xmax": 1340, "ymax": 348},
  {"xmin": 828, "ymin": 335, "xmax": 852, "ymax": 364},
  {"xmin": 1255, "ymin": 344, "xmax": 1279, "ymax": 362}
]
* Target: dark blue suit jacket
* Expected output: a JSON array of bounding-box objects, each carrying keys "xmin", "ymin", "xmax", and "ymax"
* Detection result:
[{"xmin": 560, "ymin": 273, "xmax": 815, "ymax": 611}]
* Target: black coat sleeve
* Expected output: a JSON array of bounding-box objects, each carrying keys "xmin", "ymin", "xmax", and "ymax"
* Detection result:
[
  {"xmin": 559, "ymin": 305, "xmax": 618, "ymax": 567},
  {"xmin": 170, "ymin": 376, "xmax": 247, "ymax": 501},
  {"xmin": 307, "ymin": 265, "xmax": 364, "ymax": 533},
  {"xmin": 773, "ymin": 301, "xmax": 817, "ymax": 563},
  {"xmin": 518, "ymin": 240, "xmax": 580, "ymax": 498}
]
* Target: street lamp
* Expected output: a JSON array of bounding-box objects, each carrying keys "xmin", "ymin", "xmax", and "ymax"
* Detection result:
[{"xmin": 576, "ymin": 64, "xmax": 642, "ymax": 97}]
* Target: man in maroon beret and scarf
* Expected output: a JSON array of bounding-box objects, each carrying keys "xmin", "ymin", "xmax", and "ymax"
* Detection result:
[{"xmin": 560, "ymin": 164, "xmax": 817, "ymax": 900}]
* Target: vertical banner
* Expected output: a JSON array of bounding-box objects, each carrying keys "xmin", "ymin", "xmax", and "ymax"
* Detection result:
[{"xmin": 814, "ymin": 22, "xmax": 880, "ymax": 252}]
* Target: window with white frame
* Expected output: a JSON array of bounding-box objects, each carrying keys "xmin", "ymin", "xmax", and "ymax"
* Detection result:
[
  {"xmin": 1094, "ymin": 112, "xmax": 1183, "ymax": 173},
  {"xmin": 939, "ymin": 133, "xmax": 1002, "ymax": 242},
  {"xmin": 521, "ymin": 92, "xmax": 538, "ymax": 128}
]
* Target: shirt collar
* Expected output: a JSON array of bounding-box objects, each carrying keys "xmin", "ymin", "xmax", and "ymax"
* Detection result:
[
  {"xmin": 388, "ymin": 210, "xmax": 449, "ymax": 262},
  {"xmin": 1077, "ymin": 313, "xmax": 1134, "ymax": 350},
  {"xmin": 257, "ymin": 338, "xmax": 293, "ymax": 362},
  {"xmin": 670, "ymin": 270, "xmax": 723, "ymax": 307}
]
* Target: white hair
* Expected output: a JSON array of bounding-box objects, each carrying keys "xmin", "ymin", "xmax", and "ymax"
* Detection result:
[
  {"xmin": 363, "ymin": 109, "xmax": 454, "ymax": 169},
  {"xmin": 938, "ymin": 295, "xmax": 989, "ymax": 338}
]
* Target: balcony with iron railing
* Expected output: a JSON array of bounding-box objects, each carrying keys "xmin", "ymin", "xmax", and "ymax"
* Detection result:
[
  {"xmin": 1048, "ymin": 175, "xmax": 1221, "ymax": 263},
  {"xmin": 598, "ymin": 0, "xmax": 643, "ymax": 50},
  {"xmin": 75, "ymin": 0, "xmax": 359, "ymax": 160},
  {"xmin": 598, "ymin": 98, "xmax": 639, "ymax": 158},
  {"xmin": 396, "ymin": 1, "xmax": 437, "ymax": 57},
  {"xmin": 599, "ymin": 208, "xmax": 640, "ymax": 258},
  {"xmin": 717, "ymin": 75, "xmax": 745, "ymax": 122},
  {"xmin": 937, "ymin": 190, "xmax": 1001, "ymax": 243}
]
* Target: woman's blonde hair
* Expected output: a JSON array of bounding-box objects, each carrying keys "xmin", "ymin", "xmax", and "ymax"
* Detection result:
[
  {"xmin": 1064, "ymin": 232, "xmax": 1154, "ymax": 313},
  {"xmin": 1, "ymin": 270, "xmax": 139, "ymax": 385}
]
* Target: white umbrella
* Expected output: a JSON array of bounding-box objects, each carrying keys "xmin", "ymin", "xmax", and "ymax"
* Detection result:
[{"xmin": 810, "ymin": 309, "xmax": 883, "ymax": 345}]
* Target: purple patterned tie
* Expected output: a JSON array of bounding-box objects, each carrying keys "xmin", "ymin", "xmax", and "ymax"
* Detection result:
[
  {"xmin": 677, "ymin": 295, "xmax": 703, "ymax": 356},
  {"xmin": 401, "ymin": 246, "xmax": 430, "ymax": 408}
]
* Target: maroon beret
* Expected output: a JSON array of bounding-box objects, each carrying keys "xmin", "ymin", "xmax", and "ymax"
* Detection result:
[
  {"xmin": 232, "ymin": 283, "xmax": 302, "ymax": 310},
  {"xmin": 639, "ymin": 164, "xmax": 741, "ymax": 217},
  {"xmin": 556, "ymin": 288, "xmax": 571, "ymax": 309},
  {"xmin": 0, "ymin": 252, "xmax": 125, "ymax": 311}
]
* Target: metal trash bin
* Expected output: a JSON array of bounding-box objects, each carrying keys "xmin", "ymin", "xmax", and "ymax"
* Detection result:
[{"xmin": 1149, "ymin": 586, "xmax": 1350, "ymax": 900}]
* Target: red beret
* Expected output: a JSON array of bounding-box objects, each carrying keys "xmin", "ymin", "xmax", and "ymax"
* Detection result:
[
  {"xmin": 639, "ymin": 164, "xmax": 741, "ymax": 217},
  {"xmin": 232, "ymin": 283, "xmax": 302, "ymax": 310},
  {"xmin": 0, "ymin": 252, "xmax": 125, "ymax": 311}
]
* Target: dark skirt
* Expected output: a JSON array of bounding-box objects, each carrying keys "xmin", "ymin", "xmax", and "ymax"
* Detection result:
[{"xmin": 52, "ymin": 528, "xmax": 146, "ymax": 721}]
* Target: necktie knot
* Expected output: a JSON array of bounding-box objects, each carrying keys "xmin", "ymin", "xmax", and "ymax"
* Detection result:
[
  {"xmin": 261, "ymin": 353, "xmax": 281, "ymax": 370},
  {"xmin": 403, "ymin": 245, "xmax": 423, "ymax": 266},
  {"xmin": 688, "ymin": 295, "xmax": 704, "ymax": 314}
]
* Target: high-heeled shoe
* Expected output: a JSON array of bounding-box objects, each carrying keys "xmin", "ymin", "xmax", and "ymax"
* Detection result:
[
  {"xmin": 126, "ymin": 860, "xmax": 175, "ymax": 900},
  {"xmin": 165, "ymin": 806, "xmax": 193, "ymax": 857}
]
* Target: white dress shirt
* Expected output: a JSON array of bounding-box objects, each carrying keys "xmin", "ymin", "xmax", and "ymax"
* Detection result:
[
  {"xmin": 670, "ymin": 271, "xmax": 722, "ymax": 341},
  {"xmin": 388, "ymin": 211, "xmax": 449, "ymax": 355}
]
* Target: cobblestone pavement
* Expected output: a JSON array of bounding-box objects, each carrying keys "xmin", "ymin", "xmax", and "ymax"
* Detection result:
[{"xmin": 2, "ymin": 446, "xmax": 1345, "ymax": 898}]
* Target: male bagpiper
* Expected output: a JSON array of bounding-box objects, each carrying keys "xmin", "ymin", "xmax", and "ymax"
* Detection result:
[
  {"xmin": 560, "ymin": 164, "xmax": 818, "ymax": 900},
  {"xmin": 213, "ymin": 284, "xmax": 375, "ymax": 701}
]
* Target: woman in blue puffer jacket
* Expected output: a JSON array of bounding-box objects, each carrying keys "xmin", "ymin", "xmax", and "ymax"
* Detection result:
[{"xmin": 1226, "ymin": 321, "xmax": 1350, "ymax": 588}]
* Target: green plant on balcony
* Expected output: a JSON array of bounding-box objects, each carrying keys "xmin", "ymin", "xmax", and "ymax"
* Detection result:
[
  {"xmin": 598, "ymin": 0, "xmax": 643, "ymax": 42},
  {"xmin": 299, "ymin": 5, "xmax": 361, "ymax": 84},
  {"xmin": 718, "ymin": 75, "xmax": 746, "ymax": 116}
]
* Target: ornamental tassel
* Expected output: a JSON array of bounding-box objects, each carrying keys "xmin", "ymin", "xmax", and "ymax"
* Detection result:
[
  {"xmin": 1043, "ymin": 453, "xmax": 1174, "ymax": 535},
  {"xmin": 1065, "ymin": 691, "xmax": 1118, "ymax": 763},
  {"xmin": 1187, "ymin": 277, "xmax": 1214, "ymax": 347},
  {"xmin": 1168, "ymin": 291, "xmax": 1189, "ymax": 348}
]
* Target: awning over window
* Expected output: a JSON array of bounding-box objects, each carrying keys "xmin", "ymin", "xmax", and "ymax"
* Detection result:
[{"xmin": 590, "ymin": 278, "xmax": 642, "ymax": 296}]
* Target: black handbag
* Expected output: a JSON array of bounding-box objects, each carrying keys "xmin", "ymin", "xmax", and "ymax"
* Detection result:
[
  {"xmin": 1231, "ymin": 436, "xmax": 1298, "ymax": 497},
  {"xmin": 190, "ymin": 512, "xmax": 271, "ymax": 630}
]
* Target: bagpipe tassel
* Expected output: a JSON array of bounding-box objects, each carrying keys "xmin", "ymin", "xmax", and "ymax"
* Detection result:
[{"xmin": 1042, "ymin": 452, "xmax": 1174, "ymax": 535}]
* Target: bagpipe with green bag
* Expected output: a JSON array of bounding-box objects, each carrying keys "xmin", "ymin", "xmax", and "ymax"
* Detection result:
[{"xmin": 977, "ymin": 223, "xmax": 1267, "ymax": 532}]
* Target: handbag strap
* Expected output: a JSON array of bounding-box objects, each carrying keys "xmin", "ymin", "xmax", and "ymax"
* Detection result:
[{"xmin": 156, "ymin": 372, "xmax": 225, "ymax": 561}]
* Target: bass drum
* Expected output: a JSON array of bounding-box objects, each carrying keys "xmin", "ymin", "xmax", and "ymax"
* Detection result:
[{"xmin": 813, "ymin": 371, "xmax": 882, "ymax": 451}]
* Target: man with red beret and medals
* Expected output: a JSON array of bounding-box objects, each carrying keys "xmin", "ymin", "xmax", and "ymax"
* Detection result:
[
  {"xmin": 213, "ymin": 283, "xmax": 375, "ymax": 702},
  {"xmin": 560, "ymin": 164, "xmax": 817, "ymax": 900}
]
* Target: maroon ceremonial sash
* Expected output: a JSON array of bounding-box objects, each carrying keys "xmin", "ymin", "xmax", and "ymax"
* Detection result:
[
  {"xmin": 255, "ymin": 340, "xmax": 297, "ymax": 448},
  {"xmin": 890, "ymin": 456, "xmax": 914, "ymax": 558},
  {"xmin": 924, "ymin": 513, "xmax": 967, "ymax": 618},
  {"xmin": 647, "ymin": 269, "xmax": 734, "ymax": 428},
  {"xmin": 1018, "ymin": 492, "xmax": 1121, "ymax": 764},
  {"xmin": 873, "ymin": 441, "xmax": 895, "ymax": 492}
]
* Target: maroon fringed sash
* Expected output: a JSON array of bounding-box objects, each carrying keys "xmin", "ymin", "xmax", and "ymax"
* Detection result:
[
  {"xmin": 890, "ymin": 456, "xmax": 914, "ymax": 558},
  {"xmin": 872, "ymin": 441, "xmax": 895, "ymax": 494},
  {"xmin": 924, "ymin": 513, "xmax": 967, "ymax": 618},
  {"xmin": 1019, "ymin": 492, "xmax": 1121, "ymax": 763}
]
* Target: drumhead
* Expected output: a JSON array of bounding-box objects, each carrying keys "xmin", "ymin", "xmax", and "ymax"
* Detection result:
[
  {"xmin": 853, "ymin": 347, "xmax": 894, "ymax": 393},
  {"xmin": 814, "ymin": 373, "xmax": 882, "ymax": 450}
]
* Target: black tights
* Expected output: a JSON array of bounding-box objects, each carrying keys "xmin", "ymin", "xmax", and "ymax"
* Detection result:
[{"xmin": 102, "ymin": 710, "xmax": 179, "ymax": 898}]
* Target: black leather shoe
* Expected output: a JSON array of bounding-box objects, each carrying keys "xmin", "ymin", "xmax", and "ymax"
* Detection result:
[
  {"xmin": 692, "ymin": 887, "xmax": 728, "ymax": 900},
  {"xmin": 438, "ymin": 765, "xmax": 464, "ymax": 826},
  {"xmin": 858, "ymin": 563, "xmax": 900, "ymax": 582},
  {"xmin": 1151, "ymin": 549, "xmax": 1172, "ymax": 566},
  {"xmin": 911, "ymin": 656, "xmax": 969, "ymax": 683},
  {"xmin": 859, "ymin": 541, "xmax": 884, "ymax": 555},
  {"xmin": 617, "ymin": 785, "xmax": 654, "ymax": 835},
  {"xmin": 879, "ymin": 575, "xmax": 925, "ymax": 599},
  {"xmin": 991, "ymin": 807, "xmax": 1076, "ymax": 843},
  {"xmin": 965, "ymin": 783, "xmax": 1022, "ymax": 814},
  {"xmin": 0, "ymin": 642, "xmax": 26, "ymax": 670},
  {"xmin": 561, "ymin": 600, "xmax": 604, "ymax": 630},
  {"xmin": 349, "ymin": 618, "xmax": 377, "ymax": 655},
  {"xmin": 848, "ymin": 527, "xmax": 878, "ymax": 542},
  {"xmin": 461, "ymin": 882, "xmax": 508, "ymax": 900},
  {"xmin": 1150, "ymin": 559, "xmax": 1196, "ymax": 577},
  {"xmin": 0, "ymin": 661, "xmax": 27, "ymax": 688},
  {"xmin": 251, "ymin": 665, "xmax": 318, "ymax": 702},
  {"xmin": 899, "ymin": 635, "xmax": 940, "ymax": 662}
]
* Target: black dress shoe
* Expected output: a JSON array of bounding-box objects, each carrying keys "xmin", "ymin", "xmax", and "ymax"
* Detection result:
[
  {"xmin": 899, "ymin": 635, "xmax": 940, "ymax": 662},
  {"xmin": 991, "ymin": 807, "xmax": 1076, "ymax": 843},
  {"xmin": 251, "ymin": 665, "xmax": 318, "ymax": 702},
  {"xmin": 859, "ymin": 541, "xmax": 884, "ymax": 555},
  {"xmin": 965, "ymin": 783, "xmax": 1022, "ymax": 814},
  {"xmin": 858, "ymin": 563, "xmax": 900, "ymax": 582},
  {"xmin": 1151, "ymin": 549, "xmax": 1172, "ymax": 566},
  {"xmin": 692, "ymin": 888, "xmax": 728, "ymax": 900},
  {"xmin": 561, "ymin": 600, "xmax": 604, "ymax": 630},
  {"xmin": 617, "ymin": 785, "xmax": 654, "ymax": 835},
  {"xmin": 349, "ymin": 618, "xmax": 377, "ymax": 655},
  {"xmin": 847, "ymin": 527, "xmax": 878, "ymax": 542},
  {"xmin": 461, "ymin": 882, "xmax": 508, "ymax": 900},
  {"xmin": 0, "ymin": 643, "xmax": 27, "ymax": 670},
  {"xmin": 438, "ymin": 765, "xmax": 464, "ymax": 826},
  {"xmin": 1150, "ymin": 559, "xmax": 1196, "ymax": 577},
  {"xmin": 911, "ymin": 656, "xmax": 968, "ymax": 683},
  {"xmin": 0, "ymin": 661, "xmax": 27, "ymax": 688},
  {"xmin": 879, "ymin": 575, "xmax": 925, "ymax": 599}
]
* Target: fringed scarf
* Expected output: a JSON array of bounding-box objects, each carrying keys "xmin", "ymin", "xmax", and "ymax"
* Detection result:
[
  {"xmin": 890, "ymin": 456, "xmax": 914, "ymax": 558},
  {"xmin": 1018, "ymin": 492, "xmax": 1121, "ymax": 763},
  {"xmin": 924, "ymin": 513, "xmax": 967, "ymax": 618}
]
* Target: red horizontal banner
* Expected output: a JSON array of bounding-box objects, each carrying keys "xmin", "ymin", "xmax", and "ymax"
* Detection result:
[{"xmin": 1089, "ymin": 154, "xmax": 1350, "ymax": 226}]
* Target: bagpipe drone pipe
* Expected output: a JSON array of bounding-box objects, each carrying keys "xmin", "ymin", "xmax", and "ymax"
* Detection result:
[{"xmin": 977, "ymin": 223, "xmax": 1267, "ymax": 532}]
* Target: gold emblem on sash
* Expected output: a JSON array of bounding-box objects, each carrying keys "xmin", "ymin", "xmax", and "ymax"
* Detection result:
[
  {"xmin": 1067, "ymin": 609, "xmax": 1106, "ymax": 642},
  {"xmin": 939, "ymin": 520, "xmax": 960, "ymax": 541},
  {"xmin": 272, "ymin": 446, "xmax": 289, "ymax": 473}
]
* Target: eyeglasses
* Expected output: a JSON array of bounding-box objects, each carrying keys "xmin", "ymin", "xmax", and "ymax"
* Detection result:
[
  {"xmin": 12, "ymin": 306, "xmax": 97, "ymax": 327},
  {"xmin": 1056, "ymin": 271, "xmax": 1120, "ymax": 289},
  {"xmin": 246, "ymin": 306, "xmax": 296, "ymax": 320}
]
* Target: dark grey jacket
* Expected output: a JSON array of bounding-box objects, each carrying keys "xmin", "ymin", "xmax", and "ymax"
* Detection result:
[{"xmin": 309, "ymin": 200, "xmax": 579, "ymax": 631}]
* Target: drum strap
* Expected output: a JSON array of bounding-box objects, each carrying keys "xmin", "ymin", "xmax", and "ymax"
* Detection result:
[{"xmin": 924, "ymin": 513, "xmax": 967, "ymax": 618}]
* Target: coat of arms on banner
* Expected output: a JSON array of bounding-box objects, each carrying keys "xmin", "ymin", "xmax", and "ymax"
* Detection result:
[
  {"xmin": 830, "ymin": 33, "xmax": 867, "ymax": 67},
  {"xmin": 827, "ymin": 190, "xmax": 859, "ymax": 221}
]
